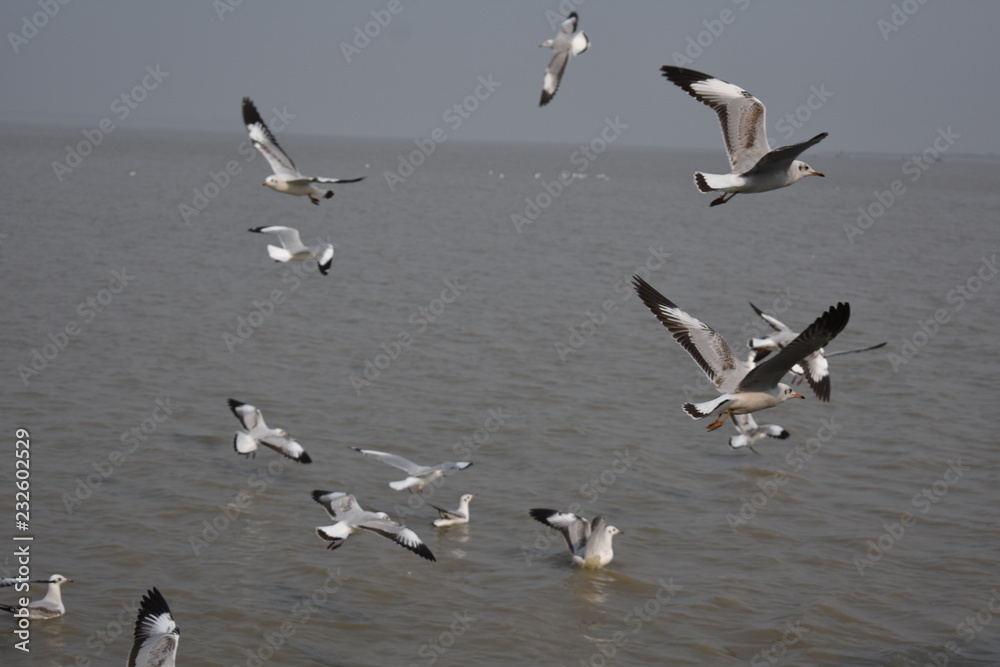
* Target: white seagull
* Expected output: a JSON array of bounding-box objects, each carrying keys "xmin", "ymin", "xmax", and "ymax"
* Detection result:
[
  {"xmin": 747, "ymin": 304, "xmax": 886, "ymax": 402},
  {"xmin": 632, "ymin": 275, "xmax": 850, "ymax": 431},
  {"xmin": 242, "ymin": 97, "xmax": 364, "ymax": 204},
  {"xmin": 539, "ymin": 12, "xmax": 590, "ymax": 106},
  {"xmin": 351, "ymin": 448, "xmax": 472, "ymax": 492},
  {"xmin": 659, "ymin": 66, "xmax": 827, "ymax": 206},
  {"xmin": 228, "ymin": 399, "xmax": 311, "ymax": 463},
  {"xmin": 529, "ymin": 509, "xmax": 622, "ymax": 569},
  {"xmin": 730, "ymin": 413, "xmax": 789, "ymax": 455},
  {"xmin": 430, "ymin": 493, "xmax": 477, "ymax": 527},
  {"xmin": 248, "ymin": 225, "xmax": 334, "ymax": 276},
  {"xmin": 0, "ymin": 574, "xmax": 73, "ymax": 620},
  {"xmin": 312, "ymin": 491, "xmax": 436, "ymax": 561},
  {"xmin": 127, "ymin": 587, "xmax": 180, "ymax": 667}
]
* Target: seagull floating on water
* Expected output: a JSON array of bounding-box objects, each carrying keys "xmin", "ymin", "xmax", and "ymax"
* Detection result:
[
  {"xmin": 248, "ymin": 226, "xmax": 334, "ymax": 276},
  {"xmin": 539, "ymin": 12, "xmax": 590, "ymax": 106},
  {"xmin": 242, "ymin": 97, "xmax": 364, "ymax": 204},
  {"xmin": 659, "ymin": 66, "xmax": 827, "ymax": 206},
  {"xmin": 632, "ymin": 275, "xmax": 850, "ymax": 431},
  {"xmin": 0, "ymin": 574, "xmax": 72, "ymax": 620},
  {"xmin": 312, "ymin": 491, "xmax": 436, "ymax": 561},
  {"xmin": 748, "ymin": 304, "xmax": 885, "ymax": 402},
  {"xmin": 351, "ymin": 448, "xmax": 472, "ymax": 492},
  {"xmin": 127, "ymin": 588, "xmax": 179, "ymax": 667},
  {"xmin": 430, "ymin": 493, "xmax": 477, "ymax": 527},
  {"xmin": 529, "ymin": 509, "xmax": 622, "ymax": 568},
  {"xmin": 228, "ymin": 399, "xmax": 311, "ymax": 463}
]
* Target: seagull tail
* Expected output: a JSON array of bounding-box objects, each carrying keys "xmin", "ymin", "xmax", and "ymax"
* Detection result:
[
  {"xmin": 694, "ymin": 172, "xmax": 732, "ymax": 193},
  {"xmin": 266, "ymin": 245, "xmax": 293, "ymax": 262},
  {"xmin": 389, "ymin": 478, "xmax": 420, "ymax": 491},
  {"xmin": 683, "ymin": 395, "xmax": 729, "ymax": 419}
]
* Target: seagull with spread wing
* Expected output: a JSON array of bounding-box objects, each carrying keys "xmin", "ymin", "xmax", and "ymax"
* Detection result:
[
  {"xmin": 127, "ymin": 588, "xmax": 180, "ymax": 667},
  {"xmin": 248, "ymin": 225, "xmax": 334, "ymax": 275},
  {"xmin": 227, "ymin": 399, "xmax": 311, "ymax": 463},
  {"xmin": 529, "ymin": 509, "xmax": 622, "ymax": 568},
  {"xmin": 312, "ymin": 491, "xmax": 436, "ymax": 561},
  {"xmin": 242, "ymin": 97, "xmax": 364, "ymax": 204},
  {"xmin": 632, "ymin": 275, "xmax": 850, "ymax": 431},
  {"xmin": 539, "ymin": 12, "xmax": 590, "ymax": 106},
  {"xmin": 351, "ymin": 448, "xmax": 472, "ymax": 493},
  {"xmin": 660, "ymin": 66, "xmax": 827, "ymax": 206}
]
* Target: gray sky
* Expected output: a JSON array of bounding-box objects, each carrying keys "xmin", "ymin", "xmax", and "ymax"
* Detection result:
[{"xmin": 2, "ymin": 1, "xmax": 998, "ymax": 154}]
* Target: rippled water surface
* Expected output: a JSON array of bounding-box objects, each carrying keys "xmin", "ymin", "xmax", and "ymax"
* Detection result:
[{"xmin": 2, "ymin": 125, "xmax": 999, "ymax": 666}]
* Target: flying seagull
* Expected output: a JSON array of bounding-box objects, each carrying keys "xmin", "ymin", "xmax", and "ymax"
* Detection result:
[
  {"xmin": 529, "ymin": 509, "xmax": 622, "ymax": 568},
  {"xmin": 351, "ymin": 448, "xmax": 472, "ymax": 492},
  {"xmin": 0, "ymin": 574, "xmax": 73, "ymax": 620},
  {"xmin": 539, "ymin": 12, "xmax": 590, "ymax": 106},
  {"xmin": 730, "ymin": 413, "xmax": 789, "ymax": 455},
  {"xmin": 248, "ymin": 226, "xmax": 334, "ymax": 276},
  {"xmin": 632, "ymin": 275, "xmax": 850, "ymax": 431},
  {"xmin": 312, "ymin": 491, "xmax": 436, "ymax": 561},
  {"xmin": 127, "ymin": 588, "xmax": 180, "ymax": 667},
  {"xmin": 430, "ymin": 493, "xmax": 477, "ymax": 527},
  {"xmin": 747, "ymin": 303, "xmax": 885, "ymax": 402},
  {"xmin": 242, "ymin": 97, "xmax": 364, "ymax": 204},
  {"xmin": 228, "ymin": 399, "xmax": 312, "ymax": 463},
  {"xmin": 659, "ymin": 66, "xmax": 827, "ymax": 206}
]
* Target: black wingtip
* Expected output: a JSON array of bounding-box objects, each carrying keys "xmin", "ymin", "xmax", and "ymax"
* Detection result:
[
  {"xmin": 248, "ymin": 226, "xmax": 265, "ymax": 234},
  {"xmin": 298, "ymin": 452, "xmax": 312, "ymax": 464},
  {"xmin": 311, "ymin": 489, "xmax": 331, "ymax": 503},
  {"xmin": 529, "ymin": 508, "xmax": 558, "ymax": 525},
  {"xmin": 323, "ymin": 191, "xmax": 334, "ymax": 199},
  {"xmin": 242, "ymin": 97, "xmax": 262, "ymax": 126},
  {"xmin": 415, "ymin": 544, "xmax": 437, "ymax": 562}
]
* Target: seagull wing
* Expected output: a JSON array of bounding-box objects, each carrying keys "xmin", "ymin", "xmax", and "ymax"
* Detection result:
[
  {"xmin": 310, "ymin": 175, "xmax": 365, "ymax": 184},
  {"xmin": 358, "ymin": 519, "xmax": 436, "ymax": 561},
  {"xmin": 530, "ymin": 508, "xmax": 591, "ymax": 556},
  {"xmin": 429, "ymin": 503, "xmax": 466, "ymax": 521},
  {"xmin": 127, "ymin": 587, "xmax": 179, "ymax": 667},
  {"xmin": 799, "ymin": 351, "xmax": 832, "ymax": 402},
  {"xmin": 541, "ymin": 49, "xmax": 570, "ymax": 106},
  {"xmin": 739, "ymin": 303, "xmax": 850, "ymax": 393},
  {"xmin": 352, "ymin": 448, "xmax": 427, "ymax": 475},
  {"xmin": 745, "ymin": 132, "xmax": 828, "ymax": 176},
  {"xmin": 248, "ymin": 226, "xmax": 306, "ymax": 253},
  {"xmin": 825, "ymin": 342, "xmax": 887, "ymax": 358},
  {"xmin": 311, "ymin": 491, "xmax": 357, "ymax": 520},
  {"xmin": 660, "ymin": 66, "xmax": 770, "ymax": 174},
  {"xmin": 259, "ymin": 435, "xmax": 311, "ymax": 463},
  {"xmin": 633, "ymin": 275, "xmax": 746, "ymax": 393},
  {"xmin": 227, "ymin": 399, "xmax": 261, "ymax": 431},
  {"xmin": 242, "ymin": 97, "xmax": 301, "ymax": 178},
  {"xmin": 749, "ymin": 302, "xmax": 792, "ymax": 333}
]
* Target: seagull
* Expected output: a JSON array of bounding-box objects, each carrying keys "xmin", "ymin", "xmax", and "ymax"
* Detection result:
[
  {"xmin": 311, "ymin": 491, "xmax": 436, "ymax": 561},
  {"xmin": 430, "ymin": 493, "xmax": 477, "ymax": 527},
  {"xmin": 529, "ymin": 509, "xmax": 622, "ymax": 569},
  {"xmin": 632, "ymin": 275, "xmax": 850, "ymax": 431},
  {"xmin": 227, "ymin": 399, "xmax": 311, "ymax": 463},
  {"xmin": 127, "ymin": 588, "xmax": 179, "ymax": 667},
  {"xmin": 0, "ymin": 574, "xmax": 72, "ymax": 620},
  {"xmin": 0, "ymin": 577, "xmax": 59, "ymax": 587},
  {"xmin": 659, "ymin": 66, "xmax": 827, "ymax": 206},
  {"xmin": 248, "ymin": 226, "xmax": 334, "ymax": 276},
  {"xmin": 730, "ymin": 413, "xmax": 789, "ymax": 455},
  {"xmin": 539, "ymin": 12, "xmax": 590, "ymax": 106},
  {"xmin": 748, "ymin": 304, "xmax": 885, "ymax": 402},
  {"xmin": 242, "ymin": 97, "xmax": 364, "ymax": 204},
  {"xmin": 351, "ymin": 448, "xmax": 472, "ymax": 492}
]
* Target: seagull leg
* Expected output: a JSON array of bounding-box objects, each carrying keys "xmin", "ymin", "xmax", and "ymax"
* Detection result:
[
  {"xmin": 706, "ymin": 410, "xmax": 732, "ymax": 431},
  {"xmin": 309, "ymin": 196, "xmax": 320, "ymax": 205},
  {"xmin": 749, "ymin": 443, "xmax": 761, "ymax": 456},
  {"xmin": 710, "ymin": 193, "xmax": 735, "ymax": 207}
]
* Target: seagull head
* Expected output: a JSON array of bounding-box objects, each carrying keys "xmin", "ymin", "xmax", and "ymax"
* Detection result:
[
  {"xmin": 606, "ymin": 526, "xmax": 623, "ymax": 538},
  {"xmin": 264, "ymin": 175, "xmax": 280, "ymax": 189},
  {"xmin": 48, "ymin": 575, "xmax": 73, "ymax": 585},
  {"xmin": 777, "ymin": 383, "xmax": 806, "ymax": 402},
  {"xmin": 794, "ymin": 161, "xmax": 824, "ymax": 180}
]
